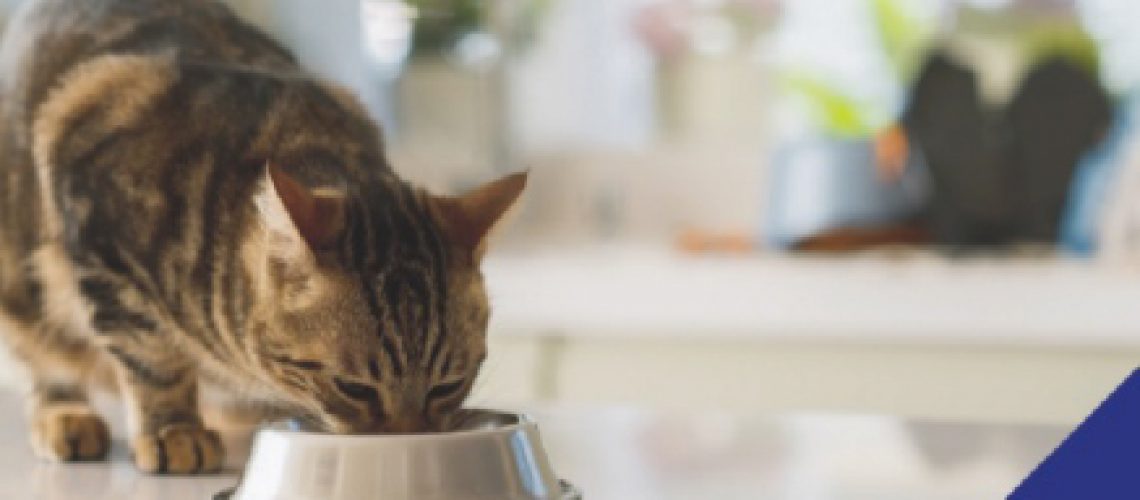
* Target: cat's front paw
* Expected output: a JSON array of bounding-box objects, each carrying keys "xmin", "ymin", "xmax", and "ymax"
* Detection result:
[
  {"xmin": 132, "ymin": 423, "xmax": 225, "ymax": 474},
  {"xmin": 31, "ymin": 405, "xmax": 111, "ymax": 462}
]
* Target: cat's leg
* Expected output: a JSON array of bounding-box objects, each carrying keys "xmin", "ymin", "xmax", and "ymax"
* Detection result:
[
  {"xmin": 108, "ymin": 343, "xmax": 224, "ymax": 474},
  {"xmin": 28, "ymin": 379, "xmax": 111, "ymax": 462},
  {"xmin": 0, "ymin": 309, "xmax": 111, "ymax": 462},
  {"xmin": 77, "ymin": 273, "xmax": 224, "ymax": 474}
]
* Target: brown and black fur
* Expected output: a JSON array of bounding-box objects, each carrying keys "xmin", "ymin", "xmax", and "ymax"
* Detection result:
[{"xmin": 0, "ymin": 0, "xmax": 525, "ymax": 474}]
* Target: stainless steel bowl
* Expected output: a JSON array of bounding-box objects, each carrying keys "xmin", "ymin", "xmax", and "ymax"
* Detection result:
[{"xmin": 222, "ymin": 411, "xmax": 580, "ymax": 500}]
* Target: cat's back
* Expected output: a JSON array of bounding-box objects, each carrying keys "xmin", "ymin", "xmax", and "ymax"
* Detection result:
[
  {"xmin": 0, "ymin": 0, "xmax": 297, "ymax": 126},
  {"xmin": 3, "ymin": 0, "xmax": 297, "ymax": 66}
]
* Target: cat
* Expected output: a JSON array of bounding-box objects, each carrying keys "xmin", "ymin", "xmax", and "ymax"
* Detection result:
[{"xmin": 0, "ymin": 0, "xmax": 525, "ymax": 474}]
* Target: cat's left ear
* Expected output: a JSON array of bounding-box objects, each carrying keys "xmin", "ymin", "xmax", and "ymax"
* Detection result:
[
  {"xmin": 428, "ymin": 171, "xmax": 528, "ymax": 260},
  {"xmin": 258, "ymin": 162, "xmax": 347, "ymax": 256}
]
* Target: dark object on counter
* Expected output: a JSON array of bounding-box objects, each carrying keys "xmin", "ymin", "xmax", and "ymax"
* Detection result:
[
  {"xmin": 903, "ymin": 53, "xmax": 1011, "ymax": 246},
  {"xmin": 901, "ymin": 51, "xmax": 1112, "ymax": 248},
  {"xmin": 1006, "ymin": 57, "xmax": 1113, "ymax": 243},
  {"xmin": 793, "ymin": 225, "xmax": 931, "ymax": 252}
]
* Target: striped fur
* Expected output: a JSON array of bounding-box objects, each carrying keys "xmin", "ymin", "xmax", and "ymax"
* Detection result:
[{"xmin": 0, "ymin": 0, "xmax": 524, "ymax": 473}]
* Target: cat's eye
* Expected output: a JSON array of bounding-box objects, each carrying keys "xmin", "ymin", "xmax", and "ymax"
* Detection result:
[
  {"xmin": 273, "ymin": 356, "xmax": 324, "ymax": 371},
  {"xmin": 334, "ymin": 378, "xmax": 379, "ymax": 401},
  {"xmin": 427, "ymin": 379, "xmax": 467, "ymax": 402}
]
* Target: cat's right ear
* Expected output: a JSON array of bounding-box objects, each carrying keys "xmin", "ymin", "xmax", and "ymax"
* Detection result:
[
  {"xmin": 256, "ymin": 163, "xmax": 346, "ymax": 257},
  {"xmin": 428, "ymin": 171, "xmax": 528, "ymax": 261}
]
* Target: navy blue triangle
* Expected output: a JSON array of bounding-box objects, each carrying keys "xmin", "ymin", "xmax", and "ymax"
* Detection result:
[{"xmin": 1010, "ymin": 368, "xmax": 1140, "ymax": 499}]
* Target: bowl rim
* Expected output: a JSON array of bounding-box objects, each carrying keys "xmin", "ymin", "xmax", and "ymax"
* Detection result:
[
  {"xmin": 256, "ymin": 409, "xmax": 539, "ymax": 443},
  {"xmin": 221, "ymin": 479, "xmax": 581, "ymax": 500}
]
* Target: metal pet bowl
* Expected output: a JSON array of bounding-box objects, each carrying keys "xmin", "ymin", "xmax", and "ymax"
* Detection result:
[{"xmin": 219, "ymin": 410, "xmax": 580, "ymax": 500}]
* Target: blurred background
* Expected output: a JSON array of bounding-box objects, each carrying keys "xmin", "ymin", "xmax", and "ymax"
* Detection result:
[{"xmin": 2, "ymin": 0, "xmax": 1140, "ymax": 497}]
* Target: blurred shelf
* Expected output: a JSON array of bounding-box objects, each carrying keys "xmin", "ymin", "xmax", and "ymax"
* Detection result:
[
  {"xmin": 474, "ymin": 245, "xmax": 1139, "ymax": 425},
  {"xmin": 484, "ymin": 245, "xmax": 1140, "ymax": 348}
]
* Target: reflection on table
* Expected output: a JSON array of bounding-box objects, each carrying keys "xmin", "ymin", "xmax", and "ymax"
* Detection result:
[{"xmin": 0, "ymin": 391, "xmax": 1065, "ymax": 500}]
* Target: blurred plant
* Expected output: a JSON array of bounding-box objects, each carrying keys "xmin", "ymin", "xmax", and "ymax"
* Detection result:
[
  {"xmin": 1022, "ymin": 22, "xmax": 1100, "ymax": 79},
  {"xmin": 404, "ymin": 0, "xmax": 554, "ymax": 57},
  {"xmin": 510, "ymin": 0, "xmax": 554, "ymax": 54},
  {"xmin": 405, "ymin": 0, "xmax": 483, "ymax": 54},
  {"xmin": 770, "ymin": 0, "xmax": 942, "ymax": 139},
  {"xmin": 871, "ymin": 0, "xmax": 941, "ymax": 81},
  {"xmin": 780, "ymin": 73, "xmax": 879, "ymax": 138}
]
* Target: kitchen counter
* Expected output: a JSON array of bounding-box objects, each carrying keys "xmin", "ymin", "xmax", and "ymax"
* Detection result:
[
  {"xmin": 0, "ymin": 393, "xmax": 1066, "ymax": 499},
  {"xmin": 473, "ymin": 246, "xmax": 1140, "ymax": 425},
  {"xmin": 484, "ymin": 246, "xmax": 1140, "ymax": 346}
]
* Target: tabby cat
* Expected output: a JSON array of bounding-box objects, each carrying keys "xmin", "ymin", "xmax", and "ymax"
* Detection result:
[{"xmin": 0, "ymin": 0, "xmax": 525, "ymax": 474}]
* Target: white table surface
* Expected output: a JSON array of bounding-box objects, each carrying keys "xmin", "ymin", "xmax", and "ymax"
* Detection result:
[
  {"xmin": 0, "ymin": 394, "xmax": 1067, "ymax": 500},
  {"xmin": 484, "ymin": 246, "xmax": 1140, "ymax": 347}
]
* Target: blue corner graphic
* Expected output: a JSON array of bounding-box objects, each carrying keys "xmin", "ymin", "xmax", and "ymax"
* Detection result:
[{"xmin": 1010, "ymin": 368, "xmax": 1140, "ymax": 499}]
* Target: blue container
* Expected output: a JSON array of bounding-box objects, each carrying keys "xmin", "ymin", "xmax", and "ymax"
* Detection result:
[
  {"xmin": 1060, "ymin": 98, "xmax": 1136, "ymax": 256},
  {"xmin": 764, "ymin": 137, "xmax": 930, "ymax": 249}
]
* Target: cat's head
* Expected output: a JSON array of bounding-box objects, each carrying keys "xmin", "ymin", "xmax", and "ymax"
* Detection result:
[{"xmin": 241, "ymin": 163, "xmax": 526, "ymax": 433}]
